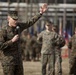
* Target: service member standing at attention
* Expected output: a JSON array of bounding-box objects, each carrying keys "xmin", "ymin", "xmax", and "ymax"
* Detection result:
[
  {"xmin": 37, "ymin": 21, "xmax": 60, "ymax": 75},
  {"xmin": 0, "ymin": 3, "xmax": 47, "ymax": 75}
]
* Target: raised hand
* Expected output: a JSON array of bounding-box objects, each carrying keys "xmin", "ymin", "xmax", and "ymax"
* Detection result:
[{"xmin": 40, "ymin": 3, "xmax": 48, "ymax": 14}]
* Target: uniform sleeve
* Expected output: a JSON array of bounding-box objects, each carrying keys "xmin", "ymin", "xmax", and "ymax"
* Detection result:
[
  {"xmin": 54, "ymin": 33, "xmax": 59, "ymax": 42},
  {"xmin": 18, "ymin": 13, "xmax": 42, "ymax": 31},
  {"xmin": 53, "ymin": 32, "xmax": 60, "ymax": 46},
  {"xmin": 0, "ymin": 29, "xmax": 13, "ymax": 50}
]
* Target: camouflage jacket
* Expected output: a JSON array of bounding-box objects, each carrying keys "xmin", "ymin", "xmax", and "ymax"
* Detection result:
[
  {"xmin": 57, "ymin": 35, "xmax": 65, "ymax": 48},
  {"xmin": 68, "ymin": 34, "xmax": 76, "ymax": 57},
  {"xmin": 37, "ymin": 30, "xmax": 60, "ymax": 54},
  {"xmin": 0, "ymin": 13, "xmax": 42, "ymax": 65}
]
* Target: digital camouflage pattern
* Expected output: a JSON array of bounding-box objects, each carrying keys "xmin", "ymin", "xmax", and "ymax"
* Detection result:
[
  {"xmin": 52, "ymin": 25, "xmax": 65, "ymax": 75},
  {"xmin": 0, "ymin": 13, "xmax": 42, "ymax": 75},
  {"xmin": 68, "ymin": 34, "xmax": 76, "ymax": 75},
  {"xmin": 37, "ymin": 30, "xmax": 59, "ymax": 54},
  {"xmin": 55, "ymin": 35, "xmax": 65, "ymax": 75},
  {"xmin": 37, "ymin": 30, "xmax": 60, "ymax": 75}
]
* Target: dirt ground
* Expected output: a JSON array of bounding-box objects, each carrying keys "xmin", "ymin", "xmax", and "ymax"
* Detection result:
[
  {"xmin": 0, "ymin": 47, "xmax": 69, "ymax": 75},
  {"xmin": 23, "ymin": 57, "xmax": 69, "ymax": 75},
  {"xmin": 0, "ymin": 57, "xmax": 69, "ymax": 75},
  {"xmin": 23, "ymin": 46, "xmax": 69, "ymax": 75}
]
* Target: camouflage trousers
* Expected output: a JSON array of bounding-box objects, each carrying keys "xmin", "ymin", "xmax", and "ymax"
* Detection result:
[
  {"xmin": 41, "ymin": 54, "xmax": 55, "ymax": 75},
  {"xmin": 69, "ymin": 56, "xmax": 76, "ymax": 75},
  {"xmin": 55, "ymin": 50, "xmax": 62, "ymax": 75},
  {"xmin": 2, "ymin": 64, "xmax": 24, "ymax": 75}
]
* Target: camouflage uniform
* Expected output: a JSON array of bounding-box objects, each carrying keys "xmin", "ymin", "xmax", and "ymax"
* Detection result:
[
  {"xmin": 55, "ymin": 35, "xmax": 65, "ymax": 75},
  {"xmin": 52, "ymin": 26, "xmax": 65, "ymax": 75},
  {"xmin": 37, "ymin": 30, "xmax": 60, "ymax": 75},
  {"xmin": 68, "ymin": 34, "xmax": 76, "ymax": 75},
  {"xmin": 0, "ymin": 13, "xmax": 42, "ymax": 75}
]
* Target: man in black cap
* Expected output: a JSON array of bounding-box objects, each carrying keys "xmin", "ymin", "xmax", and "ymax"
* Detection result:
[
  {"xmin": 8, "ymin": 10, "xmax": 18, "ymax": 20},
  {"xmin": 37, "ymin": 21, "xmax": 60, "ymax": 75},
  {"xmin": 0, "ymin": 3, "xmax": 47, "ymax": 75}
]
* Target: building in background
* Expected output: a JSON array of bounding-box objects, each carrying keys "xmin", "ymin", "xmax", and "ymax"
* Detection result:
[{"xmin": 0, "ymin": 0, "xmax": 76, "ymax": 39}]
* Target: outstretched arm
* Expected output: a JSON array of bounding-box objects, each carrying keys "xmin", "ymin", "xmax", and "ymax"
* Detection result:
[{"xmin": 18, "ymin": 3, "xmax": 48, "ymax": 31}]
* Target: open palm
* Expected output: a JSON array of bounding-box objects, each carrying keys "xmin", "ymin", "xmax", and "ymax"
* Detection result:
[{"xmin": 40, "ymin": 3, "xmax": 48, "ymax": 14}]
